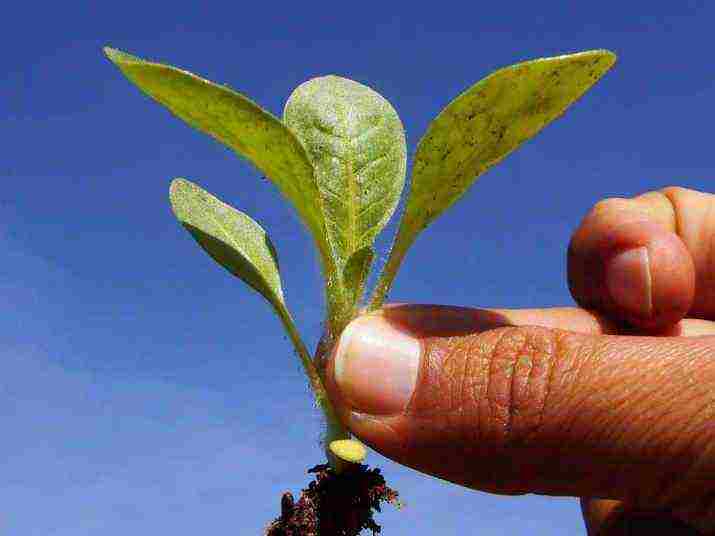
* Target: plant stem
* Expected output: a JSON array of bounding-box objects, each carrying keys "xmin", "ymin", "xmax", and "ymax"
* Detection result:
[
  {"xmin": 276, "ymin": 305, "xmax": 349, "ymax": 470},
  {"xmin": 367, "ymin": 233, "xmax": 410, "ymax": 311}
]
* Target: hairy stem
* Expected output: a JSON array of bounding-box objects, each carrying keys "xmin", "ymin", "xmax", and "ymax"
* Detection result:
[
  {"xmin": 276, "ymin": 305, "xmax": 349, "ymax": 471},
  {"xmin": 325, "ymin": 267, "xmax": 350, "ymax": 337},
  {"xmin": 367, "ymin": 231, "xmax": 411, "ymax": 311}
]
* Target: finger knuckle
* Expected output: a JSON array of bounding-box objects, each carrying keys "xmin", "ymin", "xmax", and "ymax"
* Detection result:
[
  {"xmin": 485, "ymin": 326, "xmax": 561, "ymax": 447},
  {"xmin": 661, "ymin": 186, "xmax": 715, "ymax": 221},
  {"xmin": 590, "ymin": 196, "xmax": 632, "ymax": 219},
  {"xmin": 660, "ymin": 185, "xmax": 697, "ymax": 201}
]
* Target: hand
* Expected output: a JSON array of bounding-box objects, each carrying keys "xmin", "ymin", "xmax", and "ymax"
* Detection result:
[{"xmin": 325, "ymin": 187, "xmax": 715, "ymax": 535}]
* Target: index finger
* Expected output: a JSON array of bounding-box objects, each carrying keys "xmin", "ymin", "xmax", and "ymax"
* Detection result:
[{"xmin": 569, "ymin": 187, "xmax": 715, "ymax": 330}]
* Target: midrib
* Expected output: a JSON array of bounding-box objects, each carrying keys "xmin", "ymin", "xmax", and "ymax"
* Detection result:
[{"xmin": 337, "ymin": 99, "xmax": 359, "ymax": 257}]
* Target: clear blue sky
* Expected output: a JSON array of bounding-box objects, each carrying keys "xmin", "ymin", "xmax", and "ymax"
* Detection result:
[{"xmin": 2, "ymin": 1, "xmax": 713, "ymax": 534}]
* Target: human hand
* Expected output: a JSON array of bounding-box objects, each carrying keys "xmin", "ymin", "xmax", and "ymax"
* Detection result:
[{"xmin": 325, "ymin": 187, "xmax": 715, "ymax": 535}]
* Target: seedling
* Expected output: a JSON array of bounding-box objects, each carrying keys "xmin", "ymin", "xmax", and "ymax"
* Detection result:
[{"xmin": 104, "ymin": 47, "xmax": 615, "ymax": 534}]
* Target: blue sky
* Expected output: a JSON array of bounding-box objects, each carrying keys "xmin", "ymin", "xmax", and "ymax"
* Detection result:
[{"xmin": 2, "ymin": 1, "xmax": 714, "ymax": 534}]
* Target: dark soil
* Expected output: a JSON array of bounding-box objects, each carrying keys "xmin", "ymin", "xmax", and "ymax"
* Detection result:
[{"xmin": 266, "ymin": 463, "xmax": 400, "ymax": 536}]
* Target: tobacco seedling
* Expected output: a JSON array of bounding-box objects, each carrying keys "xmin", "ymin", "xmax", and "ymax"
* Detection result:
[{"xmin": 104, "ymin": 46, "xmax": 615, "ymax": 533}]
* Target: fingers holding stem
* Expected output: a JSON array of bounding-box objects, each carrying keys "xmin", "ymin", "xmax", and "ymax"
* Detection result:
[{"xmin": 325, "ymin": 305, "xmax": 715, "ymax": 532}]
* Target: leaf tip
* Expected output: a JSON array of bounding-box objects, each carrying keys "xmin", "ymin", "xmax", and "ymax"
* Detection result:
[
  {"xmin": 577, "ymin": 49, "xmax": 618, "ymax": 72},
  {"xmin": 593, "ymin": 48, "xmax": 618, "ymax": 69},
  {"xmin": 103, "ymin": 46, "xmax": 146, "ymax": 69}
]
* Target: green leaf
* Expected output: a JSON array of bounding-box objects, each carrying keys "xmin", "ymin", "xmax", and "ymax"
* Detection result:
[
  {"xmin": 169, "ymin": 178, "xmax": 285, "ymax": 309},
  {"xmin": 283, "ymin": 76, "xmax": 406, "ymax": 295},
  {"xmin": 104, "ymin": 47, "xmax": 332, "ymax": 274},
  {"xmin": 370, "ymin": 50, "xmax": 616, "ymax": 308},
  {"xmin": 170, "ymin": 178, "xmax": 350, "ymax": 461}
]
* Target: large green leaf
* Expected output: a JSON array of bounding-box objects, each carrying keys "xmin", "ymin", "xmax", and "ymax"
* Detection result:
[
  {"xmin": 104, "ymin": 47, "xmax": 332, "ymax": 272},
  {"xmin": 169, "ymin": 178, "xmax": 285, "ymax": 309},
  {"xmin": 283, "ymin": 75, "xmax": 407, "ymax": 271},
  {"xmin": 370, "ymin": 50, "xmax": 616, "ymax": 307}
]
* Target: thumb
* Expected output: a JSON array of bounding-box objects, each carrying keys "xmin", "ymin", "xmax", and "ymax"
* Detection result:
[{"xmin": 325, "ymin": 305, "xmax": 715, "ymax": 531}]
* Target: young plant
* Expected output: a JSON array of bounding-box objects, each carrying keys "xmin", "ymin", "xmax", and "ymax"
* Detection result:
[{"xmin": 104, "ymin": 47, "xmax": 615, "ymax": 534}]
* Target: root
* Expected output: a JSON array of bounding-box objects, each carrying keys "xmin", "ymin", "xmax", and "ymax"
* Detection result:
[{"xmin": 266, "ymin": 464, "xmax": 399, "ymax": 536}]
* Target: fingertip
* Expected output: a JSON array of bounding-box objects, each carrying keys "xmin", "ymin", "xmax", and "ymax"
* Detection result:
[
  {"xmin": 571, "ymin": 219, "xmax": 695, "ymax": 331},
  {"xmin": 606, "ymin": 225, "xmax": 695, "ymax": 329},
  {"xmin": 332, "ymin": 314, "xmax": 420, "ymax": 416}
]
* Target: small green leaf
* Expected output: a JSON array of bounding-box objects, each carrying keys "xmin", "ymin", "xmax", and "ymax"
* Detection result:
[
  {"xmin": 104, "ymin": 47, "xmax": 332, "ymax": 275},
  {"xmin": 342, "ymin": 246, "xmax": 374, "ymax": 313},
  {"xmin": 170, "ymin": 178, "xmax": 350, "ymax": 462},
  {"xmin": 284, "ymin": 76, "xmax": 406, "ymax": 323},
  {"xmin": 169, "ymin": 178, "xmax": 285, "ymax": 309},
  {"xmin": 370, "ymin": 50, "xmax": 616, "ymax": 308}
]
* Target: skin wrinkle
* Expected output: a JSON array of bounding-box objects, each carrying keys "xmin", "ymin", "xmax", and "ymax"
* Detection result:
[
  {"xmin": 406, "ymin": 327, "xmax": 509, "ymax": 453},
  {"xmin": 411, "ymin": 336, "xmax": 451, "ymax": 416},
  {"xmin": 441, "ymin": 336, "xmax": 461, "ymax": 443},
  {"xmin": 508, "ymin": 328, "xmax": 538, "ymax": 441},
  {"xmin": 572, "ymin": 365, "xmax": 626, "ymax": 428},
  {"xmin": 632, "ymin": 388, "xmax": 705, "ymax": 480},
  {"xmin": 456, "ymin": 335, "xmax": 470, "ymax": 443},
  {"xmin": 593, "ymin": 337, "xmax": 715, "ymax": 512},
  {"xmin": 538, "ymin": 331, "xmax": 591, "ymax": 454},
  {"xmin": 558, "ymin": 385, "xmax": 631, "ymax": 494},
  {"xmin": 590, "ymin": 343, "xmax": 674, "ymax": 454},
  {"xmin": 659, "ymin": 396, "xmax": 715, "ymax": 514},
  {"xmin": 513, "ymin": 337, "xmax": 537, "ymax": 440},
  {"xmin": 515, "ymin": 328, "xmax": 644, "ymax": 496},
  {"xmin": 435, "ymin": 339, "xmax": 454, "ymax": 416},
  {"xmin": 614, "ymin": 367, "xmax": 680, "ymax": 441},
  {"xmin": 632, "ymin": 409, "xmax": 702, "ymax": 510},
  {"xmin": 475, "ymin": 336, "xmax": 491, "ymax": 445},
  {"xmin": 447, "ymin": 334, "xmax": 477, "ymax": 445},
  {"xmin": 477, "ymin": 333, "xmax": 491, "ymax": 446},
  {"xmin": 486, "ymin": 327, "xmax": 522, "ymax": 444},
  {"xmin": 660, "ymin": 360, "xmax": 708, "ymax": 424},
  {"xmin": 500, "ymin": 328, "xmax": 522, "ymax": 441},
  {"xmin": 673, "ymin": 436, "xmax": 715, "ymax": 519},
  {"xmin": 481, "ymin": 326, "xmax": 562, "ymax": 448},
  {"xmin": 447, "ymin": 336, "xmax": 462, "ymax": 415},
  {"xmin": 457, "ymin": 334, "xmax": 483, "ymax": 445},
  {"xmin": 514, "ymin": 329, "xmax": 555, "ymax": 444},
  {"xmin": 534, "ymin": 333, "xmax": 714, "ymax": 504}
]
